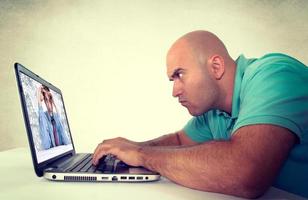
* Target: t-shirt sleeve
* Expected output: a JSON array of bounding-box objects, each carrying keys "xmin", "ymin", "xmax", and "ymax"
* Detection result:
[
  {"xmin": 183, "ymin": 113, "xmax": 213, "ymax": 143},
  {"xmin": 232, "ymin": 58, "xmax": 308, "ymax": 143}
]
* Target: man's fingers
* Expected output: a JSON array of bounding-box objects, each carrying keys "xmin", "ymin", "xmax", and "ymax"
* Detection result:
[
  {"xmin": 92, "ymin": 137, "xmax": 127, "ymax": 165},
  {"xmin": 93, "ymin": 141, "xmax": 103, "ymax": 158},
  {"xmin": 93, "ymin": 150, "xmax": 107, "ymax": 165},
  {"xmin": 92, "ymin": 142, "xmax": 113, "ymax": 165},
  {"xmin": 92, "ymin": 142, "xmax": 105, "ymax": 165},
  {"xmin": 92, "ymin": 138, "xmax": 117, "ymax": 159}
]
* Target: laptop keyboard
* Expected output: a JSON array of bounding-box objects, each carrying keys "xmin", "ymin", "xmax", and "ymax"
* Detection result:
[{"xmin": 63, "ymin": 154, "xmax": 129, "ymax": 173}]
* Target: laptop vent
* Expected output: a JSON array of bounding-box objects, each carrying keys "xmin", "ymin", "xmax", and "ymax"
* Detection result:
[{"xmin": 64, "ymin": 176, "xmax": 97, "ymax": 181}]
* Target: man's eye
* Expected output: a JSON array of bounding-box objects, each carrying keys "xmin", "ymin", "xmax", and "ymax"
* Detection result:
[
  {"xmin": 176, "ymin": 72, "xmax": 183, "ymax": 79},
  {"xmin": 170, "ymin": 70, "xmax": 184, "ymax": 81}
]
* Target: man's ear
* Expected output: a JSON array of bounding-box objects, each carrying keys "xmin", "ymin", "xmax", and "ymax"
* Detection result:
[{"xmin": 208, "ymin": 55, "xmax": 225, "ymax": 80}]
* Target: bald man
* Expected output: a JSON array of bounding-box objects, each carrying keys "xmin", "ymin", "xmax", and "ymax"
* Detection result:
[{"xmin": 92, "ymin": 31, "xmax": 308, "ymax": 198}]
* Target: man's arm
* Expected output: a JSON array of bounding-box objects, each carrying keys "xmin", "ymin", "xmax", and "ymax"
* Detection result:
[
  {"xmin": 38, "ymin": 102, "xmax": 52, "ymax": 149},
  {"xmin": 138, "ymin": 130, "xmax": 198, "ymax": 146},
  {"xmin": 93, "ymin": 124, "xmax": 296, "ymax": 198},
  {"xmin": 54, "ymin": 114, "xmax": 70, "ymax": 145},
  {"xmin": 140, "ymin": 125, "xmax": 296, "ymax": 198},
  {"xmin": 37, "ymin": 86, "xmax": 53, "ymax": 149}
]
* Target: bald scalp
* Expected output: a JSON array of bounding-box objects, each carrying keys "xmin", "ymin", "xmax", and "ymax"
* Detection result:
[{"xmin": 168, "ymin": 31, "xmax": 231, "ymax": 67}]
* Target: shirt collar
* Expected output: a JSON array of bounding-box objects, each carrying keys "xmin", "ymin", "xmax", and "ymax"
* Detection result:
[
  {"xmin": 214, "ymin": 54, "xmax": 252, "ymax": 119},
  {"xmin": 230, "ymin": 54, "xmax": 252, "ymax": 119}
]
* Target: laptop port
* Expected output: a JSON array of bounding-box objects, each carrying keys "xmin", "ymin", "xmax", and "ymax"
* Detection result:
[
  {"xmin": 120, "ymin": 176, "xmax": 127, "ymax": 180},
  {"xmin": 112, "ymin": 176, "xmax": 118, "ymax": 181},
  {"xmin": 137, "ymin": 177, "xmax": 143, "ymax": 180},
  {"xmin": 128, "ymin": 177, "xmax": 135, "ymax": 180},
  {"xmin": 101, "ymin": 177, "xmax": 109, "ymax": 180}
]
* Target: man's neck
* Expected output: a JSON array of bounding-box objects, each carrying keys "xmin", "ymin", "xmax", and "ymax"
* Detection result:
[{"xmin": 217, "ymin": 58, "xmax": 236, "ymax": 114}]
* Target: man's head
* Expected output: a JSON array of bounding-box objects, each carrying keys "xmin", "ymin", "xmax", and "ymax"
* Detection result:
[
  {"xmin": 41, "ymin": 85, "xmax": 54, "ymax": 114},
  {"xmin": 167, "ymin": 30, "xmax": 236, "ymax": 116}
]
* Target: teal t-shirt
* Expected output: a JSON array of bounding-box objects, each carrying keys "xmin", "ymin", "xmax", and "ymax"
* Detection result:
[{"xmin": 183, "ymin": 53, "xmax": 308, "ymax": 197}]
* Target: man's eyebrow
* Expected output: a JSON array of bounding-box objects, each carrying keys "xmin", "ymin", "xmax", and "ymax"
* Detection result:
[{"xmin": 169, "ymin": 68, "xmax": 183, "ymax": 81}]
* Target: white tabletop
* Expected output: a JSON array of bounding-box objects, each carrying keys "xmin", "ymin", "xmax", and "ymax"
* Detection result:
[{"xmin": 0, "ymin": 148, "xmax": 306, "ymax": 200}]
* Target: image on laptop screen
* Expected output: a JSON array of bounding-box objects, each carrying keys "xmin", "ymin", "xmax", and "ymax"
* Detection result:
[{"xmin": 19, "ymin": 72, "xmax": 73, "ymax": 163}]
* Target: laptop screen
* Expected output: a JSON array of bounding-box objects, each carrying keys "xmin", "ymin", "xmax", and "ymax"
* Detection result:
[{"xmin": 18, "ymin": 71, "xmax": 73, "ymax": 164}]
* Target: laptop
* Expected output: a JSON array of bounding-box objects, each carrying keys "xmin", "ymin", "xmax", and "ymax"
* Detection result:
[{"xmin": 15, "ymin": 63, "xmax": 160, "ymax": 182}]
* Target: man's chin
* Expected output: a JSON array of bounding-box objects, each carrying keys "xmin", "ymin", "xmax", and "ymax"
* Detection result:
[
  {"xmin": 187, "ymin": 108, "xmax": 201, "ymax": 117},
  {"xmin": 181, "ymin": 104, "xmax": 204, "ymax": 116}
]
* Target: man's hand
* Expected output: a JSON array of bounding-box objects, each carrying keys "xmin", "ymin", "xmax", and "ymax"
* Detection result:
[{"xmin": 92, "ymin": 137, "xmax": 144, "ymax": 167}]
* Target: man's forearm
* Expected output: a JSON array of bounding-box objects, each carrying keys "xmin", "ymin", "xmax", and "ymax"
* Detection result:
[
  {"xmin": 139, "ymin": 141, "xmax": 259, "ymax": 198},
  {"xmin": 138, "ymin": 132, "xmax": 181, "ymax": 147}
]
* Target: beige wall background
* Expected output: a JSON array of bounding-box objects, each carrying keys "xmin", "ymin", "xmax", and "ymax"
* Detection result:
[{"xmin": 0, "ymin": 0, "xmax": 307, "ymax": 152}]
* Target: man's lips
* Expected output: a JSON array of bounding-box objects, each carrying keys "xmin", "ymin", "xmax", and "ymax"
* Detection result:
[{"xmin": 179, "ymin": 100, "xmax": 188, "ymax": 106}]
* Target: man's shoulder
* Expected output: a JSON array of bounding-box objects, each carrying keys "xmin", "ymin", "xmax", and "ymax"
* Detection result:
[
  {"xmin": 257, "ymin": 53, "xmax": 298, "ymax": 61},
  {"xmin": 234, "ymin": 54, "xmax": 308, "ymax": 142},
  {"xmin": 242, "ymin": 53, "xmax": 307, "ymax": 85},
  {"xmin": 246, "ymin": 53, "xmax": 305, "ymax": 71}
]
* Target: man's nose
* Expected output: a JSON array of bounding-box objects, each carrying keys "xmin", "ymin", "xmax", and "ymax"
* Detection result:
[{"xmin": 172, "ymin": 81, "xmax": 182, "ymax": 98}]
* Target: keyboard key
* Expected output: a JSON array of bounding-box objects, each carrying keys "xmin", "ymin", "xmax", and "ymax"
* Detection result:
[
  {"xmin": 63, "ymin": 154, "xmax": 91, "ymax": 172},
  {"xmin": 114, "ymin": 160, "xmax": 129, "ymax": 172},
  {"xmin": 103, "ymin": 161, "xmax": 114, "ymax": 173},
  {"xmin": 80, "ymin": 159, "xmax": 94, "ymax": 172},
  {"xmin": 72, "ymin": 156, "xmax": 92, "ymax": 172},
  {"xmin": 87, "ymin": 165, "xmax": 97, "ymax": 173}
]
